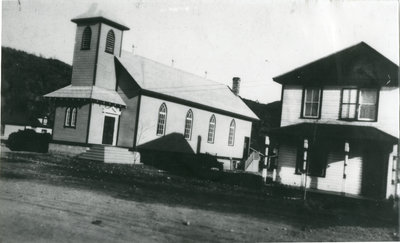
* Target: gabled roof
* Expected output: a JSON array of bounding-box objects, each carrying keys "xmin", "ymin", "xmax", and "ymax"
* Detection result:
[
  {"xmin": 273, "ymin": 42, "xmax": 399, "ymax": 87},
  {"xmin": 268, "ymin": 123, "xmax": 398, "ymax": 142},
  {"xmin": 1, "ymin": 111, "xmax": 42, "ymax": 127},
  {"xmin": 44, "ymin": 85, "xmax": 126, "ymax": 107},
  {"xmin": 116, "ymin": 52, "xmax": 259, "ymax": 121}
]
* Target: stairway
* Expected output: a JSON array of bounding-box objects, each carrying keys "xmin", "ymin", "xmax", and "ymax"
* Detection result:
[
  {"xmin": 77, "ymin": 145, "xmax": 141, "ymax": 164},
  {"xmin": 244, "ymin": 151, "xmax": 261, "ymax": 172}
]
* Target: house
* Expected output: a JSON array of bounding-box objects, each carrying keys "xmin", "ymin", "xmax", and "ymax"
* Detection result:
[
  {"xmin": 1, "ymin": 111, "xmax": 52, "ymax": 140},
  {"xmin": 44, "ymin": 13, "xmax": 259, "ymax": 168},
  {"xmin": 268, "ymin": 42, "xmax": 399, "ymax": 199}
]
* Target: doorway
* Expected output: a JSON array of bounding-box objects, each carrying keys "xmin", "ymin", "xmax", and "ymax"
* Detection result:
[{"xmin": 102, "ymin": 116, "xmax": 115, "ymax": 145}]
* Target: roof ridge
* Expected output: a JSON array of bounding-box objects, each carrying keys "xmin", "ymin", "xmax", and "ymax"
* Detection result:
[
  {"xmin": 273, "ymin": 41, "xmax": 366, "ymax": 81},
  {"xmin": 120, "ymin": 51, "xmax": 227, "ymax": 87}
]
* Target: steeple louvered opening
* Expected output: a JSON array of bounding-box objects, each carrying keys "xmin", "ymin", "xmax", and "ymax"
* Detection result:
[
  {"xmin": 105, "ymin": 30, "xmax": 115, "ymax": 54},
  {"xmin": 81, "ymin": 26, "xmax": 92, "ymax": 50}
]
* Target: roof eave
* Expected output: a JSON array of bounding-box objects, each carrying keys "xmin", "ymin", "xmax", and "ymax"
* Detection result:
[{"xmin": 71, "ymin": 16, "xmax": 130, "ymax": 30}]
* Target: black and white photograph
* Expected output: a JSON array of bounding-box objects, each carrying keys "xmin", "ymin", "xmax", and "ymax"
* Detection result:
[{"xmin": 0, "ymin": 0, "xmax": 399, "ymax": 242}]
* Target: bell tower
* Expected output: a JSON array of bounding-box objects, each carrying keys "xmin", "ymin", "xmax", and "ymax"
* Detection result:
[{"xmin": 70, "ymin": 16, "xmax": 129, "ymax": 90}]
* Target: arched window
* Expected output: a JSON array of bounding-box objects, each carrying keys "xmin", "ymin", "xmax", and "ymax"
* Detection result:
[
  {"xmin": 228, "ymin": 119, "xmax": 236, "ymax": 146},
  {"xmin": 64, "ymin": 107, "xmax": 77, "ymax": 128},
  {"xmin": 71, "ymin": 108, "xmax": 77, "ymax": 127},
  {"xmin": 64, "ymin": 108, "xmax": 71, "ymax": 126},
  {"xmin": 81, "ymin": 26, "xmax": 92, "ymax": 50},
  {"xmin": 156, "ymin": 103, "xmax": 167, "ymax": 135},
  {"xmin": 105, "ymin": 30, "xmax": 115, "ymax": 54},
  {"xmin": 184, "ymin": 109, "xmax": 193, "ymax": 140},
  {"xmin": 207, "ymin": 115, "xmax": 216, "ymax": 143}
]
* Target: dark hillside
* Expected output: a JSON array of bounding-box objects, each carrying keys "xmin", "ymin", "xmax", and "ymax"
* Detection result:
[
  {"xmin": 1, "ymin": 47, "xmax": 72, "ymax": 125},
  {"xmin": 242, "ymin": 99, "xmax": 281, "ymax": 151}
]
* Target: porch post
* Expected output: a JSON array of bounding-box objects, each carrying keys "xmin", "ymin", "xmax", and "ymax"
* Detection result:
[
  {"xmin": 342, "ymin": 141, "xmax": 350, "ymax": 194},
  {"xmin": 262, "ymin": 136, "xmax": 269, "ymax": 182},
  {"xmin": 303, "ymin": 139, "xmax": 309, "ymax": 200}
]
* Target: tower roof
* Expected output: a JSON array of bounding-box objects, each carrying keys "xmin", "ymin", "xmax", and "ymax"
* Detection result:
[{"xmin": 71, "ymin": 10, "xmax": 129, "ymax": 30}]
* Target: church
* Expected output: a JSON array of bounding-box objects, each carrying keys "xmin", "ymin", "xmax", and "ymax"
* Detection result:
[{"xmin": 44, "ymin": 13, "xmax": 259, "ymax": 169}]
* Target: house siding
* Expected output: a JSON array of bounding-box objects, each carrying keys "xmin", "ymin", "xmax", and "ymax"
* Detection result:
[
  {"xmin": 276, "ymin": 141, "xmax": 364, "ymax": 196},
  {"xmin": 71, "ymin": 23, "xmax": 100, "ymax": 86},
  {"xmin": 136, "ymin": 95, "xmax": 252, "ymax": 165},
  {"xmin": 281, "ymin": 85, "xmax": 399, "ymax": 137},
  {"xmin": 52, "ymin": 103, "xmax": 90, "ymax": 143}
]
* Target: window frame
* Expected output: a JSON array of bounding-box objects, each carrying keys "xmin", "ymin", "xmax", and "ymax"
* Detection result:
[
  {"xmin": 105, "ymin": 30, "xmax": 115, "ymax": 54},
  {"xmin": 301, "ymin": 87, "xmax": 323, "ymax": 119},
  {"xmin": 339, "ymin": 88, "xmax": 379, "ymax": 122},
  {"xmin": 207, "ymin": 115, "xmax": 216, "ymax": 144},
  {"xmin": 64, "ymin": 107, "xmax": 77, "ymax": 128},
  {"xmin": 156, "ymin": 103, "xmax": 167, "ymax": 136},
  {"xmin": 228, "ymin": 119, "xmax": 236, "ymax": 146},
  {"xmin": 183, "ymin": 109, "xmax": 193, "ymax": 140},
  {"xmin": 81, "ymin": 26, "xmax": 92, "ymax": 50}
]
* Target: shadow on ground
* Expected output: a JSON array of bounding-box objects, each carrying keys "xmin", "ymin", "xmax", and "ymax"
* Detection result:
[{"xmin": 0, "ymin": 151, "xmax": 398, "ymax": 236}]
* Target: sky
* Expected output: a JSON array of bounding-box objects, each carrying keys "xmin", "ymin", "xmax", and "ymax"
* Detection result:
[{"xmin": 2, "ymin": 0, "xmax": 399, "ymax": 103}]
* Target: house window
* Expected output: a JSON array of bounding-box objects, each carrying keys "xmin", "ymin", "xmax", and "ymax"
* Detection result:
[
  {"xmin": 228, "ymin": 119, "xmax": 235, "ymax": 146},
  {"xmin": 358, "ymin": 89, "xmax": 378, "ymax": 121},
  {"xmin": 296, "ymin": 140, "xmax": 328, "ymax": 177},
  {"xmin": 156, "ymin": 103, "xmax": 167, "ymax": 136},
  {"xmin": 340, "ymin": 89, "xmax": 358, "ymax": 119},
  {"xmin": 184, "ymin": 109, "xmax": 193, "ymax": 140},
  {"xmin": 340, "ymin": 88, "xmax": 378, "ymax": 121},
  {"xmin": 64, "ymin": 107, "xmax": 77, "ymax": 128},
  {"xmin": 81, "ymin": 26, "xmax": 92, "ymax": 50},
  {"xmin": 207, "ymin": 115, "xmax": 216, "ymax": 143},
  {"xmin": 105, "ymin": 30, "xmax": 115, "ymax": 54},
  {"xmin": 302, "ymin": 88, "xmax": 322, "ymax": 118}
]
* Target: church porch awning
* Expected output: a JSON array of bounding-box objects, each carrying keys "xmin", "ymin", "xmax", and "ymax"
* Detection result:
[{"xmin": 43, "ymin": 85, "xmax": 126, "ymax": 107}]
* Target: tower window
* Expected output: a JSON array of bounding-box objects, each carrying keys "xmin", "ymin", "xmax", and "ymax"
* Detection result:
[
  {"xmin": 228, "ymin": 119, "xmax": 236, "ymax": 146},
  {"xmin": 207, "ymin": 115, "xmax": 216, "ymax": 143},
  {"xmin": 156, "ymin": 103, "xmax": 167, "ymax": 136},
  {"xmin": 184, "ymin": 109, "xmax": 193, "ymax": 140},
  {"xmin": 105, "ymin": 30, "xmax": 115, "ymax": 54},
  {"xmin": 64, "ymin": 107, "xmax": 77, "ymax": 128},
  {"xmin": 81, "ymin": 26, "xmax": 92, "ymax": 50}
]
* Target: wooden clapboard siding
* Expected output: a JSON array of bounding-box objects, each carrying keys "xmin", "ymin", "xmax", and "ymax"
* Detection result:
[
  {"xmin": 52, "ymin": 103, "xmax": 90, "ymax": 143},
  {"xmin": 71, "ymin": 23, "xmax": 100, "ymax": 86},
  {"xmin": 277, "ymin": 140, "xmax": 364, "ymax": 196},
  {"xmin": 345, "ymin": 154, "xmax": 363, "ymax": 195},
  {"xmin": 276, "ymin": 143, "xmax": 302, "ymax": 186},
  {"xmin": 95, "ymin": 24, "xmax": 123, "ymax": 90},
  {"xmin": 281, "ymin": 85, "xmax": 399, "ymax": 137},
  {"xmin": 115, "ymin": 61, "xmax": 141, "ymax": 148}
]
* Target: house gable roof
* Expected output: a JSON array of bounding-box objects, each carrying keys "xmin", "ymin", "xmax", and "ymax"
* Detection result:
[
  {"xmin": 116, "ymin": 52, "xmax": 259, "ymax": 121},
  {"xmin": 273, "ymin": 42, "xmax": 399, "ymax": 87},
  {"xmin": 1, "ymin": 111, "xmax": 42, "ymax": 127}
]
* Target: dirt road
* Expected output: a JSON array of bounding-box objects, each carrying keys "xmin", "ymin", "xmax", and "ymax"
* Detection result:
[{"xmin": 0, "ymin": 152, "xmax": 398, "ymax": 242}]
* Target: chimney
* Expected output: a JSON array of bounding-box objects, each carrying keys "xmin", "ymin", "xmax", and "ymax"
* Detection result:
[{"xmin": 232, "ymin": 77, "xmax": 241, "ymax": 96}]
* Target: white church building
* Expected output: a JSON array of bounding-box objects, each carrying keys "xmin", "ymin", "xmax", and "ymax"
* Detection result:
[{"xmin": 44, "ymin": 12, "xmax": 259, "ymax": 169}]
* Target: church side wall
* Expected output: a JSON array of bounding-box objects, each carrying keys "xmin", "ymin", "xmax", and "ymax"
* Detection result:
[
  {"xmin": 136, "ymin": 95, "xmax": 252, "ymax": 162},
  {"xmin": 52, "ymin": 103, "xmax": 90, "ymax": 143}
]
